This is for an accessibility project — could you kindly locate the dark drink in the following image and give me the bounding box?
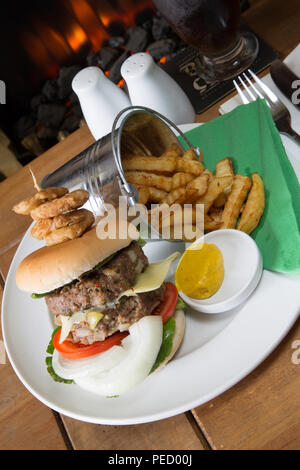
[153,0,241,56]
[153,0,258,82]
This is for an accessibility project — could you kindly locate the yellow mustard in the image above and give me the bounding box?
[175,242,224,299]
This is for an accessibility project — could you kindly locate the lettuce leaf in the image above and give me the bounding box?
[150,316,176,374]
[137,237,146,247]
[176,297,187,310]
[45,326,74,384]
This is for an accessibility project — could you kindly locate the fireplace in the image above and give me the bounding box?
[0,0,190,166]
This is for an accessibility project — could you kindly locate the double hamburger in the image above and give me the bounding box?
[16,226,185,395]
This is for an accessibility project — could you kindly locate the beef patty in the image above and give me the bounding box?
[46,241,148,316]
[66,285,166,345]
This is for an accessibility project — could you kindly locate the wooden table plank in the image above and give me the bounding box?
[244,0,300,59]
[192,317,300,450]
[0,286,68,450]
[61,413,207,450]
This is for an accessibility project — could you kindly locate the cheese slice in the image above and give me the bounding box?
[60,311,86,343]
[120,251,180,298]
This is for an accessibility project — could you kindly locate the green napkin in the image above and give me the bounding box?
[182,99,300,275]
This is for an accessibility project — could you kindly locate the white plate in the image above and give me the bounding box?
[2,124,300,425]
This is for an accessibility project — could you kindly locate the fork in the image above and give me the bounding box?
[233,69,300,146]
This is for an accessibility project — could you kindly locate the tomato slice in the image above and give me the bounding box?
[154,282,178,324]
[53,329,128,360]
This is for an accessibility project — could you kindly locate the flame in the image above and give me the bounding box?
[97,0,154,30]
[32,20,71,62]
[159,56,168,64]
[66,24,88,52]
[21,30,58,78]
[70,0,109,51]
[20,0,157,90]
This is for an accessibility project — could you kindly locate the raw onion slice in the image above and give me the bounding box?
[75,315,163,396]
[52,345,126,380]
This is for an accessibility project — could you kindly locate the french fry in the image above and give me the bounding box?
[182,189,200,204]
[136,185,167,204]
[183,147,204,163]
[208,207,223,224]
[202,168,214,182]
[195,175,233,214]
[136,186,149,205]
[175,157,205,175]
[183,148,196,160]
[125,171,173,191]
[214,157,234,207]
[168,143,183,156]
[161,149,179,159]
[213,193,227,208]
[172,172,194,188]
[221,174,252,229]
[215,157,234,178]
[163,206,203,241]
[204,214,223,231]
[237,173,265,234]
[147,186,168,202]
[122,155,176,173]
[161,187,187,205]
[186,173,209,197]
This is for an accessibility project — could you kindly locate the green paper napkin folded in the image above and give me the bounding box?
[182,99,300,275]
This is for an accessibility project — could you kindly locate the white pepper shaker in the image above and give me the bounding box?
[121,53,195,124]
[72,66,131,140]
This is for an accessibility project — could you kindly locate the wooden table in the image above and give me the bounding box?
[1,0,300,450]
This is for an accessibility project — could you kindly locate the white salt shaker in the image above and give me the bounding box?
[72,66,131,140]
[121,53,195,124]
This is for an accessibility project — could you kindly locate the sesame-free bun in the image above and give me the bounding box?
[16,226,138,294]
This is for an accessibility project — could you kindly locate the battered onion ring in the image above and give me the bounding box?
[45,210,95,246]
[30,190,89,220]
[30,209,93,240]
[12,187,68,215]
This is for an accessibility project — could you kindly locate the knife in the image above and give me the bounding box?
[270,59,300,110]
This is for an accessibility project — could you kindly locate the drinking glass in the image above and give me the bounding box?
[153,0,259,82]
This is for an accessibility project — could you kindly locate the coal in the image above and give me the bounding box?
[69,102,82,118]
[68,91,79,105]
[152,15,172,41]
[125,26,149,52]
[60,114,82,133]
[109,50,130,83]
[14,115,35,140]
[87,47,121,71]
[42,79,58,101]
[57,65,81,100]
[36,103,66,128]
[30,94,46,112]
[36,127,58,149]
[108,36,126,49]
[147,38,177,61]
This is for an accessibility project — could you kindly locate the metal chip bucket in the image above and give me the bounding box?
[41,105,201,238]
